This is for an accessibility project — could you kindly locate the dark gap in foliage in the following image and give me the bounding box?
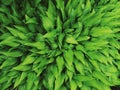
[118,49,120,54]
[111,86,120,90]
[41,0,48,8]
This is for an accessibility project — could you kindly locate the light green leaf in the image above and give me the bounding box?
[110,39,120,49]
[89,59,100,71]
[57,16,62,32]
[0,36,19,47]
[84,79,101,90]
[42,16,54,31]
[56,56,64,73]
[64,49,74,65]
[74,59,84,75]
[6,27,27,39]
[84,0,91,13]
[21,55,35,65]
[90,27,113,37]
[48,73,55,89]
[50,65,58,78]
[13,65,31,71]
[24,42,45,50]
[65,63,75,72]
[74,74,93,82]
[76,45,86,52]
[84,13,104,26]
[81,85,91,90]
[25,15,38,24]
[0,33,11,40]
[77,36,90,42]
[47,0,56,21]
[70,80,77,90]
[93,71,111,85]
[58,33,65,47]
[0,50,23,57]
[66,36,78,44]
[56,0,65,19]
[14,25,28,33]
[43,30,56,38]
[55,74,64,90]
[74,51,86,65]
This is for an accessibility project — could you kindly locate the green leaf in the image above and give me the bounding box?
[50,65,58,78]
[25,15,38,24]
[24,42,45,50]
[70,80,77,90]
[55,74,64,90]
[35,0,41,7]
[110,39,120,49]
[47,0,56,21]
[90,27,113,37]
[56,0,65,19]
[0,33,11,40]
[13,65,31,71]
[21,55,35,65]
[27,72,37,90]
[1,0,13,5]
[14,25,28,33]
[74,59,84,75]
[77,36,90,42]
[47,73,55,89]
[89,59,100,71]
[93,71,111,85]
[84,0,91,13]
[66,36,78,44]
[0,75,10,84]
[14,72,27,88]
[43,30,56,38]
[74,51,86,65]
[87,51,108,64]
[58,33,65,47]
[76,45,86,53]
[83,13,104,26]
[0,36,19,47]
[81,85,91,90]
[64,49,74,65]
[84,79,101,90]
[6,27,27,39]
[56,56,64,73]
[0,50,23,57]
[65,63,75,72]
[57,16,62,32]
[0,58,17,69]
[74,74,93,82]
[41,16,54,31]
[84,40,109,51]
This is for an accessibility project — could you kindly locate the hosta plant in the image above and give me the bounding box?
[0,0,120,90]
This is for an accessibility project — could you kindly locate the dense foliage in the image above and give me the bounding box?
[0,0,120,90]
